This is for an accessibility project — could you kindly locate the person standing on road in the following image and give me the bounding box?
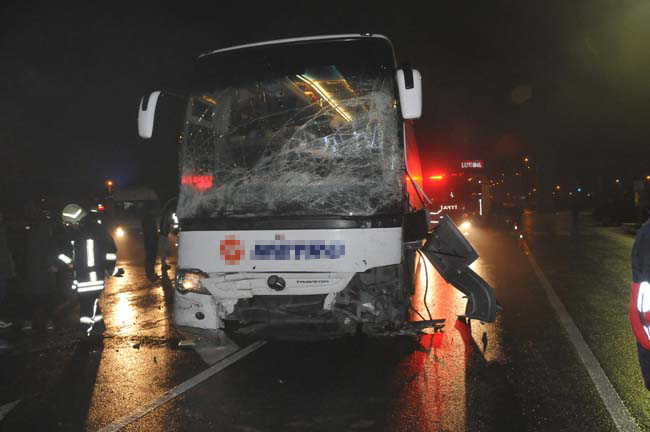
[142,207,159,282]
[58,204,119,337]
[24,201,59,333]
[630,221,650,389]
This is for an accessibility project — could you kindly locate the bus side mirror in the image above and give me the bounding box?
[396,66,422,119]
[138,91,162,139]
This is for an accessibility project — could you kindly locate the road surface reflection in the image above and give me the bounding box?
[84,257,179,429]
[392,240,504,431]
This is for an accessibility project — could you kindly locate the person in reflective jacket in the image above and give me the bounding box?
[58,204,119,337]
[630,221,650,389]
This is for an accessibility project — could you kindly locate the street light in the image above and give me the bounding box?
[524,157,529,163]
[555,185,561,190]
[106,179,114,193]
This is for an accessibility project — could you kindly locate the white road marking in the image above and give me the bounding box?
[96,340,266,432]
[0,400,20,421]
[522,241,639,432]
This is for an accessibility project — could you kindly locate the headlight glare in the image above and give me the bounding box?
[176,269,209,294]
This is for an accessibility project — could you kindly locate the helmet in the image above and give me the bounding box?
[62,203,87,225]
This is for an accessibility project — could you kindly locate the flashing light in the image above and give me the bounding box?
[577,187,582,192]
[182,174,213,191]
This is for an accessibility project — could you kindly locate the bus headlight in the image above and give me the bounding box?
[176,269,210,294]
[115,227,125,238]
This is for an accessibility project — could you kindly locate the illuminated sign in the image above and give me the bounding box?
[182,174,213,191]
[461,160,484,169]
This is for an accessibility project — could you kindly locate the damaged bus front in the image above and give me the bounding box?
[137,34,497,339]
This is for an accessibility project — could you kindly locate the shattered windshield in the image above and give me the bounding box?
[177,38,403,219]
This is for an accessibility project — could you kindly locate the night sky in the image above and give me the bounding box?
[2,0,650,206]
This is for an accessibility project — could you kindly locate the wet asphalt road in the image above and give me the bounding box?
[1,212,649,431]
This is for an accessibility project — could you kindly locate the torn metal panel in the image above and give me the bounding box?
[420,215,498,323]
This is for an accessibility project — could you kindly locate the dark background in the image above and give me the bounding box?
[2,0,649,208]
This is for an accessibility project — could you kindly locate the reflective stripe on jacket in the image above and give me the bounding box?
[630,282,650,350]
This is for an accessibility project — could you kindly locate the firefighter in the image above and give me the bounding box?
[57,204,119,337]
[630,221,650,389]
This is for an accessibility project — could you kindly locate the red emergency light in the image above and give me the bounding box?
[182,174,213,191]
